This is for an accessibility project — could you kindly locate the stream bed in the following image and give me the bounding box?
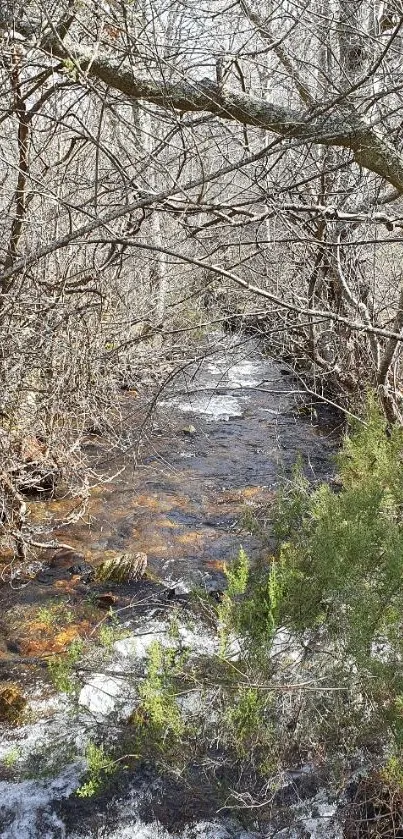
[0,339,342,839]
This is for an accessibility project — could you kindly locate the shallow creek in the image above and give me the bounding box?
[0,339,341,839]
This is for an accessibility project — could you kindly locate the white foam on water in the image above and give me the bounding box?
[71,819,260,839]
[170,394,245,420]
[113,620,217,661]
[161,343,276,420]
[113,621,169,660]
[227,360,265,389]
[77,618,219,722]
[0,693,91,764]
[0,764,82,839]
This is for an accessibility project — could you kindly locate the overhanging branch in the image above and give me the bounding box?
[16,25,403,196]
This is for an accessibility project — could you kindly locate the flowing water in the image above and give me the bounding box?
[0,339,342,839]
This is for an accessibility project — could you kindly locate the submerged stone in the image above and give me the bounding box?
[0,684,27,723]
[95,592,118,609]
[96,551,148,584]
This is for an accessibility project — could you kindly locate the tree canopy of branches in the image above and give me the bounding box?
[0,0,403,473]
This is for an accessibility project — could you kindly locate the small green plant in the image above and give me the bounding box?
[2,747,21,767]
[168,611,181,643]
[382,753,403,788]
[224,686,277,764]
[76,742,115,798]
[218,546,284,655]
[226,546,249,597]
[98,621,128,650]
[63,58,80,82]
[139,640,184,738]
[36,606,56,627]
[48,638,83,693]
[239,506,260,535]
[271,455,311,545]
[98,624,116,650]
[36,603,74,628]
[218,547,250,654]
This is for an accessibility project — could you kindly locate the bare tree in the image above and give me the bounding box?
[1,0,403,556]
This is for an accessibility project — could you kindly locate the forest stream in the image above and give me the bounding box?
[0,339,341,839]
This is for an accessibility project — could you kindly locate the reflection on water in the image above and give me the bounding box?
[33,340,337,589]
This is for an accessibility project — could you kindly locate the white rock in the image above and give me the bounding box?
[78,674,129,717]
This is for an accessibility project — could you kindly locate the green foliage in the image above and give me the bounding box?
[226,546,250,597]
[382,753,403,789]
[224,686,277,766]
[168,610,181,643]
[98,615,129,650]
[76,742,115,798]
[98,624,118,650]
[219,546,284,656]
[239,505,260,536]
[2,748,21,767]
[139,640,184,738]
[262,399,403,745]
[218,547,250,654]
[36,603,74,628]
[338,394,402,495]
[279,402,403,652]
[271,455,311,544]
[48,639,83,694]
[62,58,80,82]
[213,398,403,773]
